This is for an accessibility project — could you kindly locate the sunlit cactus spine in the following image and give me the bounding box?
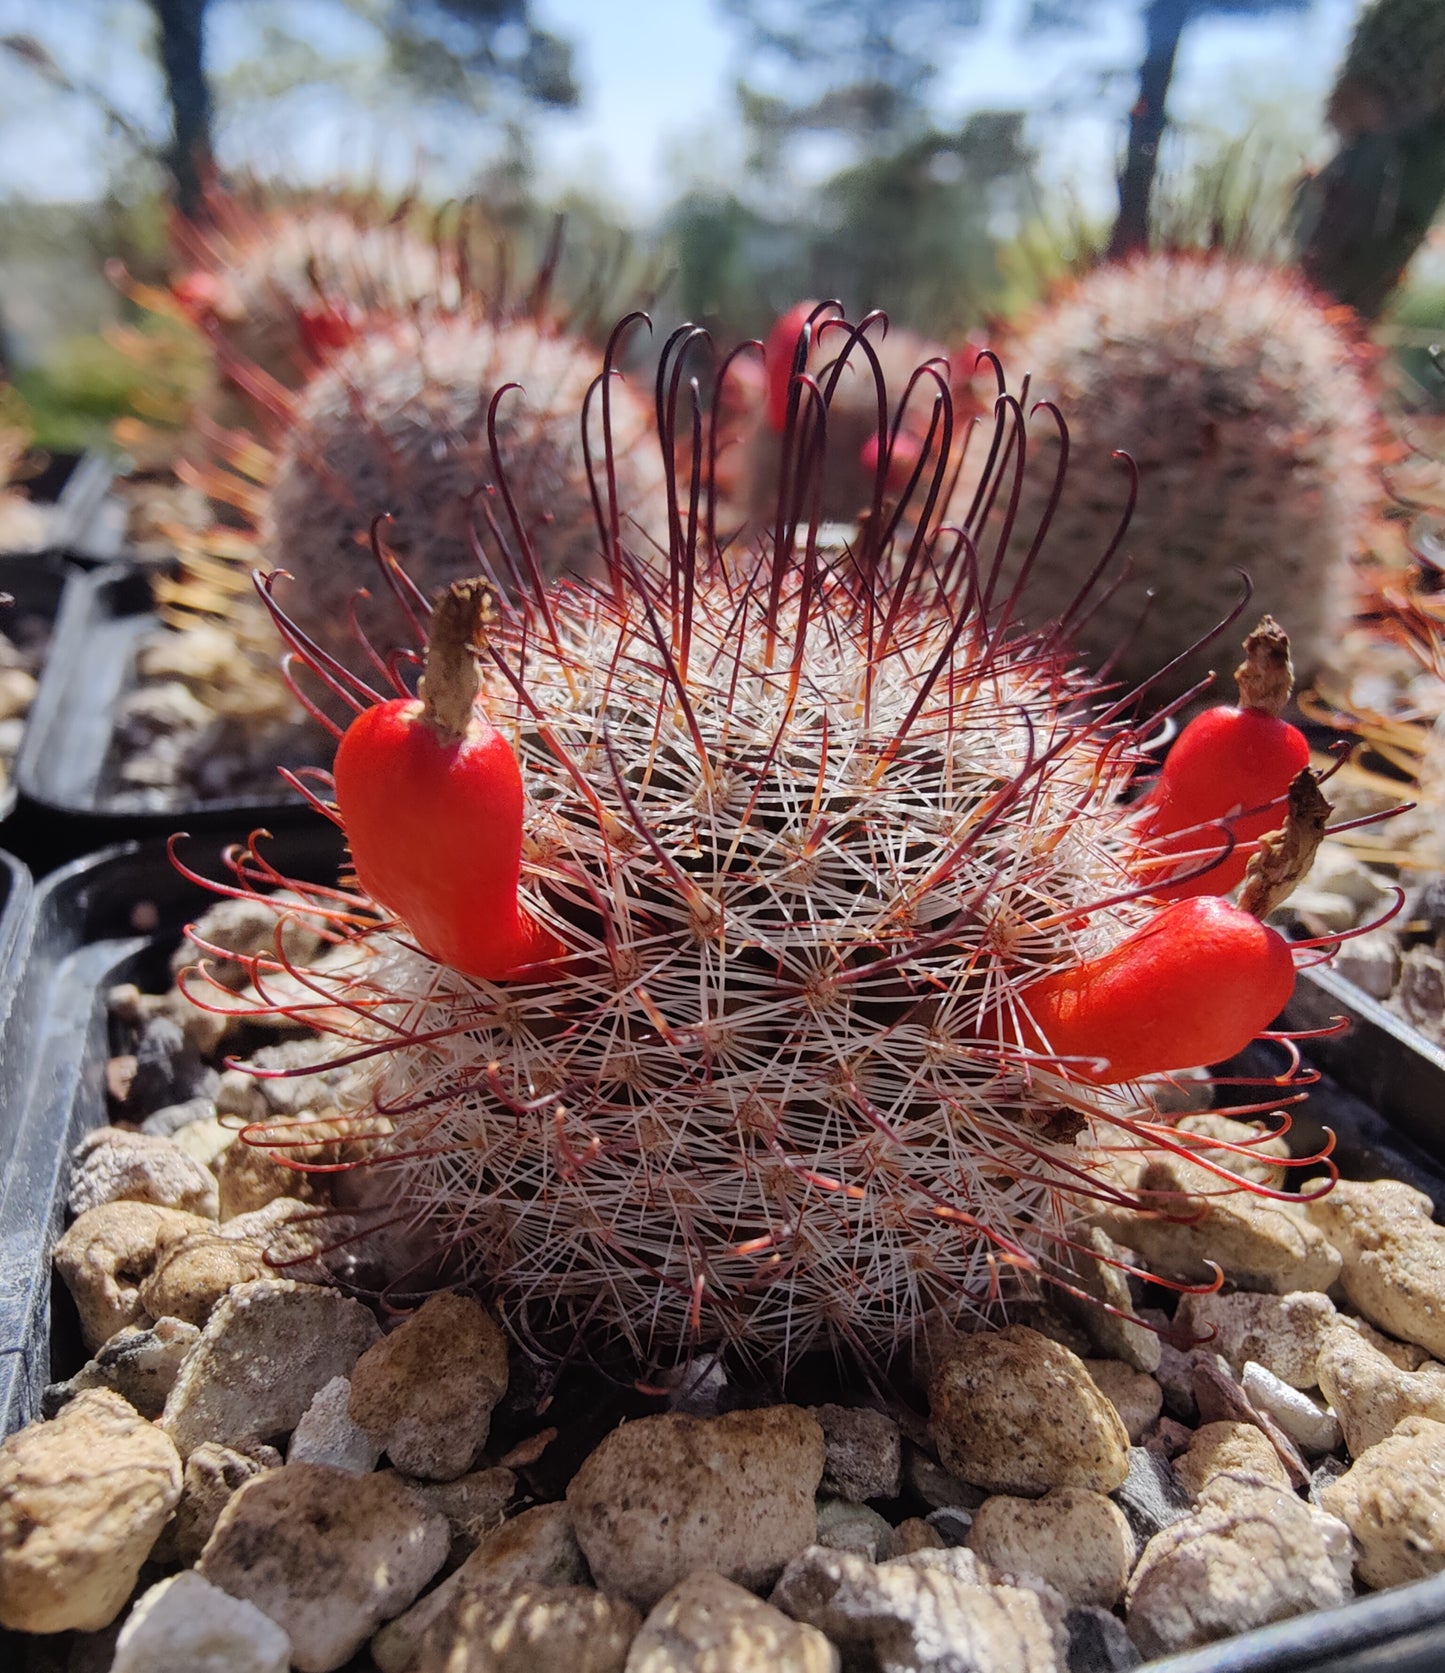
[179,314,1342,1376]
[960,250,1381,700]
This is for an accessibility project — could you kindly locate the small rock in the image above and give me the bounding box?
[1098,1156,1341,1295]
[1189,1357,1309,1488]
[162,1278,381,1457]
[772,1544,1066,1672]
[892,1517,946,1555]
[1083,1360,1162,1443]
[1308,841,1392,912]
[816,1498,896,1561]
[1056,1227,1161,1374]
[1308,1456,1350,1507]
[1241,1362,1342,1455]
[1337,1314,1432,1370]
[929,1326,1130,1495]
[53,1200,211,1350]
[42,1316,199,1419]
[1174,1290,1337,1389]
[170,1114,237,1169]
[1285,887,1358,932]
[1124,1483,1353,1658]
[372,1500,582,1673]
[1171,1420,1292,1501]
[1062,1605,1143,1672]
[1174,1114,1290,1189]
[348,1292,508,1480]
[175,892,328,991]
[1315,1321,1445,1456]
[111,1571,291,1673]
[1318,1416,1445,1589]
[141,1095,220,1138]
[410,1580,640,1673]
[214,1125,334,1220]
[137,1198,310,1325]
[68,1127,218,1219]
[394,1464,516,1552]
[1306,1179,1445,1361]
[903,1445,986,1512]
[289,1375,380,1474]
[1141,1417,1193,1460]
[567,1406,825,1608]
[811,1403,902,1501]
[127,1014,210,1112]
[966,1488,1136,1608]
[628,1572,838,1672]
[1334,931,1401,1000]
[1152,1336,1205,1423]
[1395,947,1445,1035]
[152,1441,279,1566]
[925,1506,976,1545]
[198,1462,449,1672]
[0,1389,182,1633]
[1109,1448,1190,1547]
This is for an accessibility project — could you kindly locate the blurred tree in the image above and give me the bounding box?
[1028,0,1311,258]
[148,0,212,218]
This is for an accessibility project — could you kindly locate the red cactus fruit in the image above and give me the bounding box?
[1134,616,1312,899]
[333,580,566,980]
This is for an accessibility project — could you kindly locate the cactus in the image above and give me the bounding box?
[182,316,1337,1375]
[1297,0,1445,317]
[960,250,1381,700]
[260,311,668,682]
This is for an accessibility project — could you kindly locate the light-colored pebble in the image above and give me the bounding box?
[373,1500,582,1673]
[1241,1362,1342,1455]
[929,1325,1130,1495]
[68,1127,219,1219]
[816,1498,896,1561]
[1174,1114,1290,1189]
[214,1124,334,1220]
[410,1580,641,1673]
[1057,1225,1161,1374]
[1171,1420,1292,1501]
[161,1278,381,1458]
[53,1200,211,1350]
[811,1404,902,1502]
[1098,1155,1341,1295]
[567,1406,825,1608]
[289,1375,380,1474]
[347,1292,509,1480]
[1306,1179,1445,1361]
[1083,1359,1163,1443]
[170,1114,237,1169]
[152,1441,279,1566]
[394,1464,516,1551]
[111,1571,291,1673]
[42,1316,199,1420]
[1318,1415,1445,1590]
[1334,931,1401,999]
[1315,1322,1445,1456]
[198,1462,449,1672]
[772,1545,1066,1672]
[0,1389,182,1633]
[176,892,328,991]
[137,1198,304,1325]
[966,1487,1136,1609]
[1125,1482,1354,1658]
[1174,1290,1337,1389]
[627,1572,838,1672]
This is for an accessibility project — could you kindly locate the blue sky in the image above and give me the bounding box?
[0,0,1361,221]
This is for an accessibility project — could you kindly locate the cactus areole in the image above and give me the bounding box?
[207,314,1343,1369]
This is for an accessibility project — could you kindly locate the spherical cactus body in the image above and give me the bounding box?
[964,251,1380,699]
[262,311,667,677]
[198,317,1336,1375]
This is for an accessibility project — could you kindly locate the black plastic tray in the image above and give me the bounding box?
[12,561,310,847]
[0,554,71,832]
[0,827,343,1437]
[1,848,1443,1669]
[2,450,126,567]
